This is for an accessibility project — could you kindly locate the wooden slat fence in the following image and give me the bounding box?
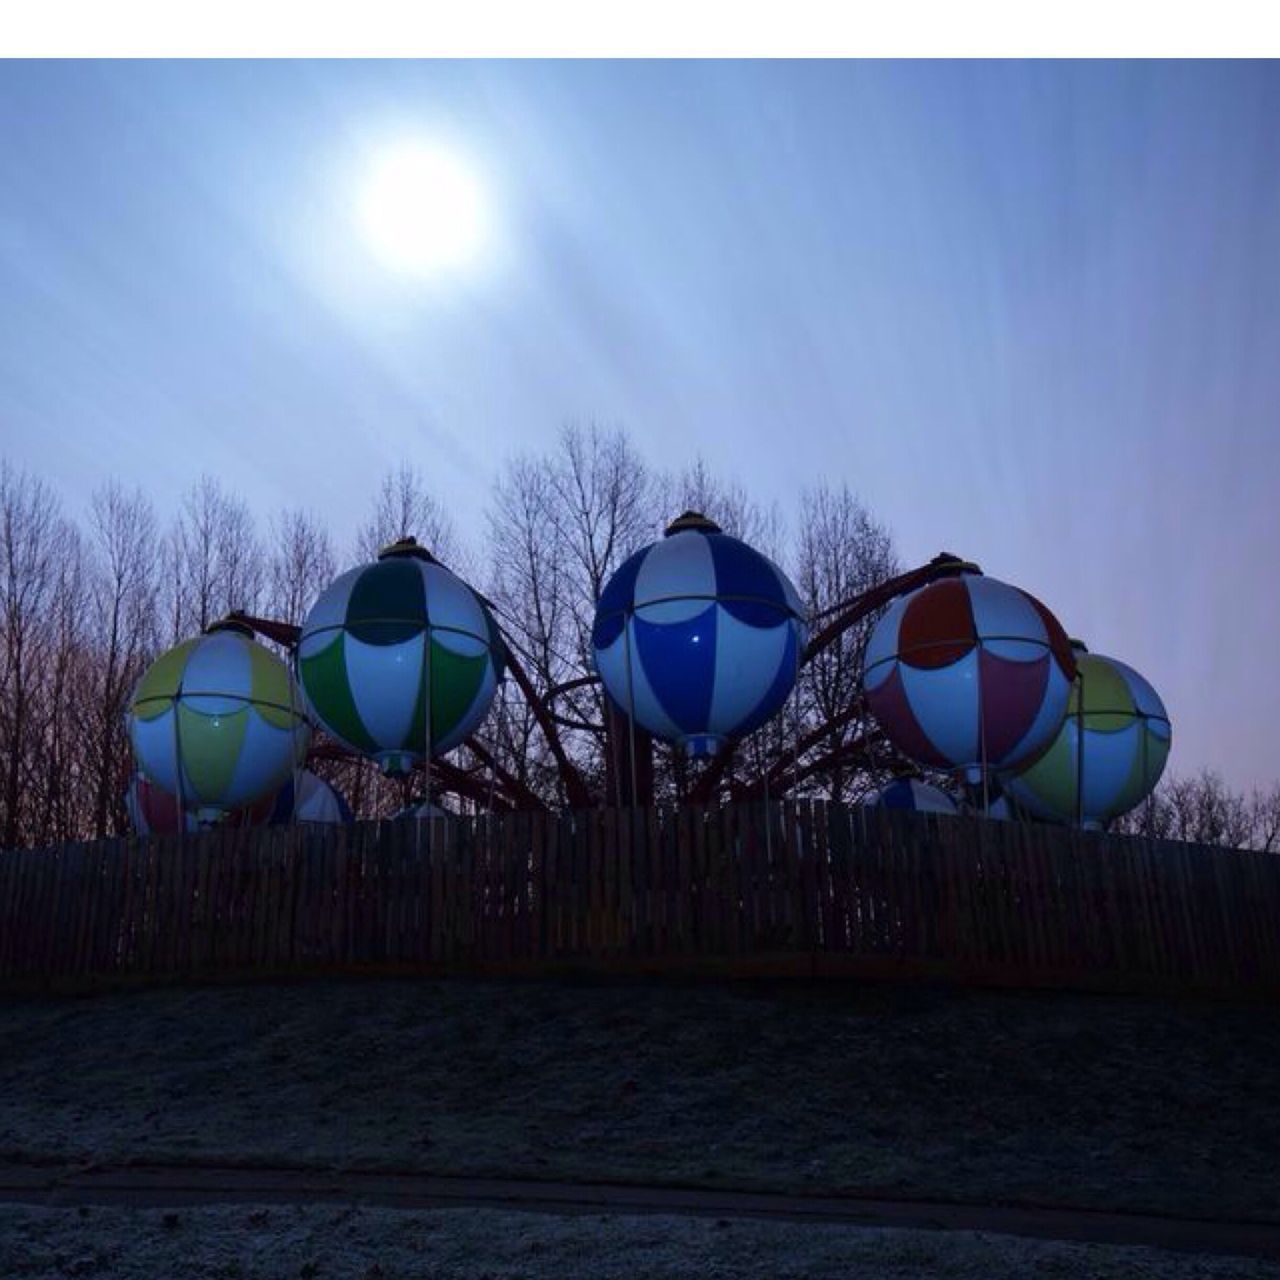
[1,803,1278,996]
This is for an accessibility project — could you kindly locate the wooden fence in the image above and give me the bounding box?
[2,803,1279,996]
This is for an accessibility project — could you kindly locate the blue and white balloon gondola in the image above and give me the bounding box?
[391,800,452,821]
[591,512,809,757]
[862,777,958,814]
[267,771,355,825]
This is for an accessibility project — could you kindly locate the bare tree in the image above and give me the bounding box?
[167,476,264,636]
[355,463,459,569]
[786,483,899,802]
[548,422,657,792]
[1250,784,1280,853]
[220,496,263,618]
[36,528,88,844]
[269,508,336,627]
[1113,789,1172,841]
[86,484,159,837]
[484,424,655,804]
[658,457,783,557]
[546,423,655,608]
[0,465,74,848]
[486,457,569,799]
[1114,769,1280,851]
[1166,771,1253,847]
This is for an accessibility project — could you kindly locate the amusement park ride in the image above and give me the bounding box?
[124,512,1172,833]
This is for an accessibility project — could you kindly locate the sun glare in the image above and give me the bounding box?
[358,143,486,276]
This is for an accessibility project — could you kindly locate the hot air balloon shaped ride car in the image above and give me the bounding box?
[591,512,808,757]
[1003,642,1171,828]
[297,538,505,775]
[124,772,280,835]
[862,568,1077,782]
[862,776,959,814]
[126,619,311,825]
[267,770,356,825]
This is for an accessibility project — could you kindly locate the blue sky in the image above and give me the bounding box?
[2,60,1278,788]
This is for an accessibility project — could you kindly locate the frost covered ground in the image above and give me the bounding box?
[4,1203,1278,1280]
[0,976,1277,1224]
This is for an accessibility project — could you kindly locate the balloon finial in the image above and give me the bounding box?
[665,511,723,537]
[929,552,982,576]
[206,612,255,638]
[377,536,438,564]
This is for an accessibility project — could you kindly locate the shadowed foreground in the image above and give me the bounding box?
[1,978,1277,1224]
[4,1203,1277,1280]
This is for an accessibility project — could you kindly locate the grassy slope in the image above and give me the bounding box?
[1,977,1277,1222]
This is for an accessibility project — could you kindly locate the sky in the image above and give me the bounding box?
[1,59,1278,789]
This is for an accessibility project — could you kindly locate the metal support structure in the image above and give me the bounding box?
[232,552,975,815]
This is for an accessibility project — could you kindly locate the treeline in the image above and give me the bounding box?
[2,425,1275,852]
[1112,769,1280,852]
[0,426,898,847]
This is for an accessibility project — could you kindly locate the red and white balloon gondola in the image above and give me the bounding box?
[861,566,1077,784]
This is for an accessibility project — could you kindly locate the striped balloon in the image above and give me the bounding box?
[126,623,310,821]
[863,571,1076,778]
[298,542,504,775]
[862,777,958,814]
[267,770,355,825]
[1003,647,1171,828]
[127,769,351,834]
[391,801,453,821]
[125,774,201,835]
[591,513,808,757]
[126,772,284,835]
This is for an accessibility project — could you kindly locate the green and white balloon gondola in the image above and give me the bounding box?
[297,538,505,774]
[125,618,312,824]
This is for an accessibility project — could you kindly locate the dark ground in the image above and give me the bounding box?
[1,976,1276,1227]
[5,1202,1278,1280]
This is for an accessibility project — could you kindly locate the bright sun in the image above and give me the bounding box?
[359,143,486,276]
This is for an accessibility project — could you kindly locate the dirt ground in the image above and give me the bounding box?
[4,1203,1278,1280]
[0,976,1277,1225]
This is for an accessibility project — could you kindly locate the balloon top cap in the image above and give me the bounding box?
[665,511,722,537]
[378,536,438,564]
[1069,637,1089,654]
[929,552,982,576]
[205,612,255,638]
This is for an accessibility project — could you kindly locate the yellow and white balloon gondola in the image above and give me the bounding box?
[125,617,311,826]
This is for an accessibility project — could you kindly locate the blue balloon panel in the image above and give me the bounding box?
[592,518,808,754]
